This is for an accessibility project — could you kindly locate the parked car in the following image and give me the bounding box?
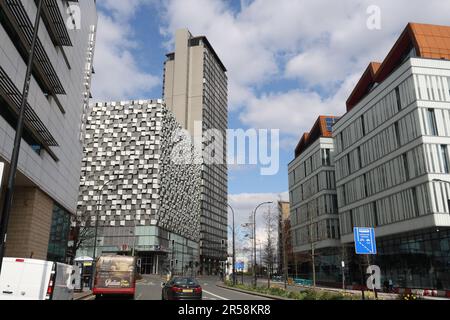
[0,258,75,300]
[93,255,137,300]
[161,277,202,300]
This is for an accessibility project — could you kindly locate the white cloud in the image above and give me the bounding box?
[228,192,288,245]
[159,0,450,148]
[91,1,160,102]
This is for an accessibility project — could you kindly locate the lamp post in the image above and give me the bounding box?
[0,0,44,275]
[130,218,137,258]
[252,202,273,287]
[228,204,236,285]
[90,179,114,289]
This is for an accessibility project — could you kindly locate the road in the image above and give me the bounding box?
[135,275,272,301]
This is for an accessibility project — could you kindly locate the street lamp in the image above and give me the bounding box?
[252,202,273,287]
[228,204,236,285]
[90,179,114,289]
[0,0,44,275]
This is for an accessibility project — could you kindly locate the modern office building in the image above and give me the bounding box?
[288,116,341,283]
[77,100,202,275]
[333,23,450,290]
[0,0,97,262]
[163,29,228,274]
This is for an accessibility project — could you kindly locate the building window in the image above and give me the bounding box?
[349,210,354,229]
[361,116,366,136]
[373,202,379,227]
[395,87,402,111]
[47,204,71,263]
[0,97,43,156]
[347,155,351,175]
[441,145,450,174]
[426,108,438,136]
[357,147,362,169]
[412,187,420,217]
[403,154,410,180]
[394,122,401,147]
[325,117,337,132]
[447,77,450,97]
[322,149,331,166]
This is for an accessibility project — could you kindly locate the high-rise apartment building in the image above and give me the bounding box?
[0,0,97,262]
[163,29,228,274]
[77,100,202,275]
[288,116,341,283]
[333,23,450,290]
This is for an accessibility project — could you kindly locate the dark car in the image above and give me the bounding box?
[161,277,202,300]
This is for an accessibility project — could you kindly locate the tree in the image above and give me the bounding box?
[263,207,277,288]
[67,209,96,264]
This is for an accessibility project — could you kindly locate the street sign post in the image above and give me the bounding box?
[354,227,377,255]
[354,227,378,299]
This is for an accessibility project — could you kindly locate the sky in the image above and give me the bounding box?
[91,0,450,247]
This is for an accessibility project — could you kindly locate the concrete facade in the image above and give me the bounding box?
[334,58,450,243]
[5,187,53,260]
[287,23,450,290]
[288,117,341,254]
[0,0,97,260]
[163,29,228,274]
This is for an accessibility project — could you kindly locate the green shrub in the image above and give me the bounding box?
[224,282,360,300]
[398,293,421,301]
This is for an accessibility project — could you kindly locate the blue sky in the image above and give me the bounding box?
[91,0,450,239]
[94,0,292,195]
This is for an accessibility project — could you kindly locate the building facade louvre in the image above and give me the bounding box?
[77,100,202,275]
[288,116,342,283]
[0,0,97,262]
[289,23,450,291]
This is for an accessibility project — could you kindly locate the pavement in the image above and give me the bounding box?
[74,289,94,300]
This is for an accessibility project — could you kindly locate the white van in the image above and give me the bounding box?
[0,258,75,300]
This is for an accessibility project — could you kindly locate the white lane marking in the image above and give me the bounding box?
[202,290,229,301]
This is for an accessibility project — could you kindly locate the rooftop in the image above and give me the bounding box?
[347,22,450,111]
[294,116,340,158]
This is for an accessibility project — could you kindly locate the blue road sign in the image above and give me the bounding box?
[236,262,244,270]
[354,227,377,255]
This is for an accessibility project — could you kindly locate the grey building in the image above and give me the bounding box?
[288,116,341,283]
[77,100,202,275]
[163,29,228,274]
[333,23,450,290]
[0,0,97,262]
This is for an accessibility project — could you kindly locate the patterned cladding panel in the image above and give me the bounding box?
[77,101,201,242]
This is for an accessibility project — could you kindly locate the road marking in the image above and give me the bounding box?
[203,290,229,300]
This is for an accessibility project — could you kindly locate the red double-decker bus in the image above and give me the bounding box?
[93,255,137,300]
